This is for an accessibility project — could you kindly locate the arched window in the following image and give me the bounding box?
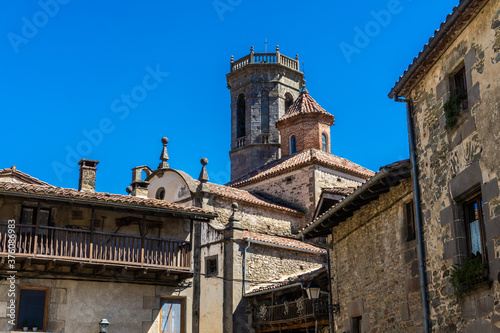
[322,133,328,152]
[156,187,165,200]
[285,93,294,112]
[290,135,296,154]
[237,94,246,138]
[261,91,269,134]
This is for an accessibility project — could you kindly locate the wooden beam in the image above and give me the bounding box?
[22,258,32,270]
[0,256,5,264]
[118,267,128,276]
[156,269,171,279]
[71,262,85,273]
[134,268,148,278]
[93,265,106,275]
[45,260,56,271]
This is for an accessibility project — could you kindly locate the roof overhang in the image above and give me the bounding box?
[301,160,411,238]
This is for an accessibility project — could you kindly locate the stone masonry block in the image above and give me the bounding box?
[50,288,67,304]
[144,296,160,310]
[483,178,499,202]
[436,78,449,101]
[405,277,420,293]
[346,299,363,317]
[440,205,454,226]
[450,161,482,200]
[0,301,6,317]
[468,82,481,106]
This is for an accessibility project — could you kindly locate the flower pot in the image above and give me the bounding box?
[23,327,28,332]
[33,328,38,332]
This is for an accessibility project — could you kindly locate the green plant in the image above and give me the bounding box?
[32,322,39,327]
[21,320,29,327]
[450,257,488,299]
[443,90,467,129]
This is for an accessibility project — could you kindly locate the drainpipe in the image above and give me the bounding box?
[326,249,335,333]
[395,96,430,333]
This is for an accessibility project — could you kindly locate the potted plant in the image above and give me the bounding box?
[21,320,29,332]
[32,322,39,332]
[450,257,488,299]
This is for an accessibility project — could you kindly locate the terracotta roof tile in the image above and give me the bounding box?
[243,230,326,254]
[0,167,53,186]
[227,149,374,187]
[246,266,327,295]
[321,187,356,196]
[276,87,334,125]
[209,183,303,216]
[0,182,215,216]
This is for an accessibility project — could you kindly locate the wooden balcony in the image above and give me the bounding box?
[254,298,329,331]
[0,223,191,274]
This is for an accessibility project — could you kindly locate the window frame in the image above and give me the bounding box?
[15,286,49,332]
[21,206,51,226]
[205,255,218,277]
[159,297,186,333]
[321,133,328,152]
[352,316,363,333]
[463,193,486,262]
[404,200,416,242]
[236,93,246,139]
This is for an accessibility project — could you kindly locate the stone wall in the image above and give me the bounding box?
[245,243,325,291]
[0,277,191,333]
[212,197,304,236]
[406,1,500,330]
[330,179,423,332]
[314,165,366,203]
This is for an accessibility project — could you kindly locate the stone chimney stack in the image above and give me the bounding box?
[130,166,151,198]
[78,159,99,192]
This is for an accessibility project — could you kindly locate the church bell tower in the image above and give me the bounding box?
[226,45,304,181]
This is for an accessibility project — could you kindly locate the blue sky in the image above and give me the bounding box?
[0,0,456,194]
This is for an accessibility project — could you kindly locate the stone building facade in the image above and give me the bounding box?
[302,160,424,332]
[388,0,500,331]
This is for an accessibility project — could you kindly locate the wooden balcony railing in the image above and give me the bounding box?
[0,223,191,270]
[255,298,329,325]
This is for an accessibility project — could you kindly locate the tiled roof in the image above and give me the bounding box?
[389,0,486,98]
[228,149,374,187]
[209,183,303,216]
[301,159,411,237]
[246,266,327,295]
[276,87,334,125]
[243,230,326,254]
[321,187,356,196]
[0,167,52,186]
[0,182,216,216]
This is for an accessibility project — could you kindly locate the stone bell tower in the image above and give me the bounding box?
[226,45,304,181]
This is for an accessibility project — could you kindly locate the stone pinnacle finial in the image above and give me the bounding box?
[302,85,309,94]
[231,55,234,62]
[158,137,169,169]
[276,45,279,52]
[250,45,254,53]
[198,158,209,183]
[230,202,239,221]
[295,54,299,60]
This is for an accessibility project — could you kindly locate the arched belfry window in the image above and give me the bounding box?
[285,93,293,112]
[322,133,328,152]
[290,135,296,154]
[236,94,246,138]
[261,91,269,134]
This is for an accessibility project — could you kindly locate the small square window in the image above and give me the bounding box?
[206,256,218,277]
[16,287,49,331]
[464,194,486,261]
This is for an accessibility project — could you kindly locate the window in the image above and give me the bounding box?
[16,287,49,331]
[236,94,246,139]
[321,133,328,152]
[285,92,293,112]
[21,206,50,226]
[160,297,185,333]
[352,316,363,333]
[206,255,218,276]
[290,136,296,154]
[261,91,269,134]
[464,194,486,261]
[405,201,416,242]
[156,187,166,200]
[454,67,467,98]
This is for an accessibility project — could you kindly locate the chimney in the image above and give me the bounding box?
[78,159,99,192]
[130,166,150,198]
